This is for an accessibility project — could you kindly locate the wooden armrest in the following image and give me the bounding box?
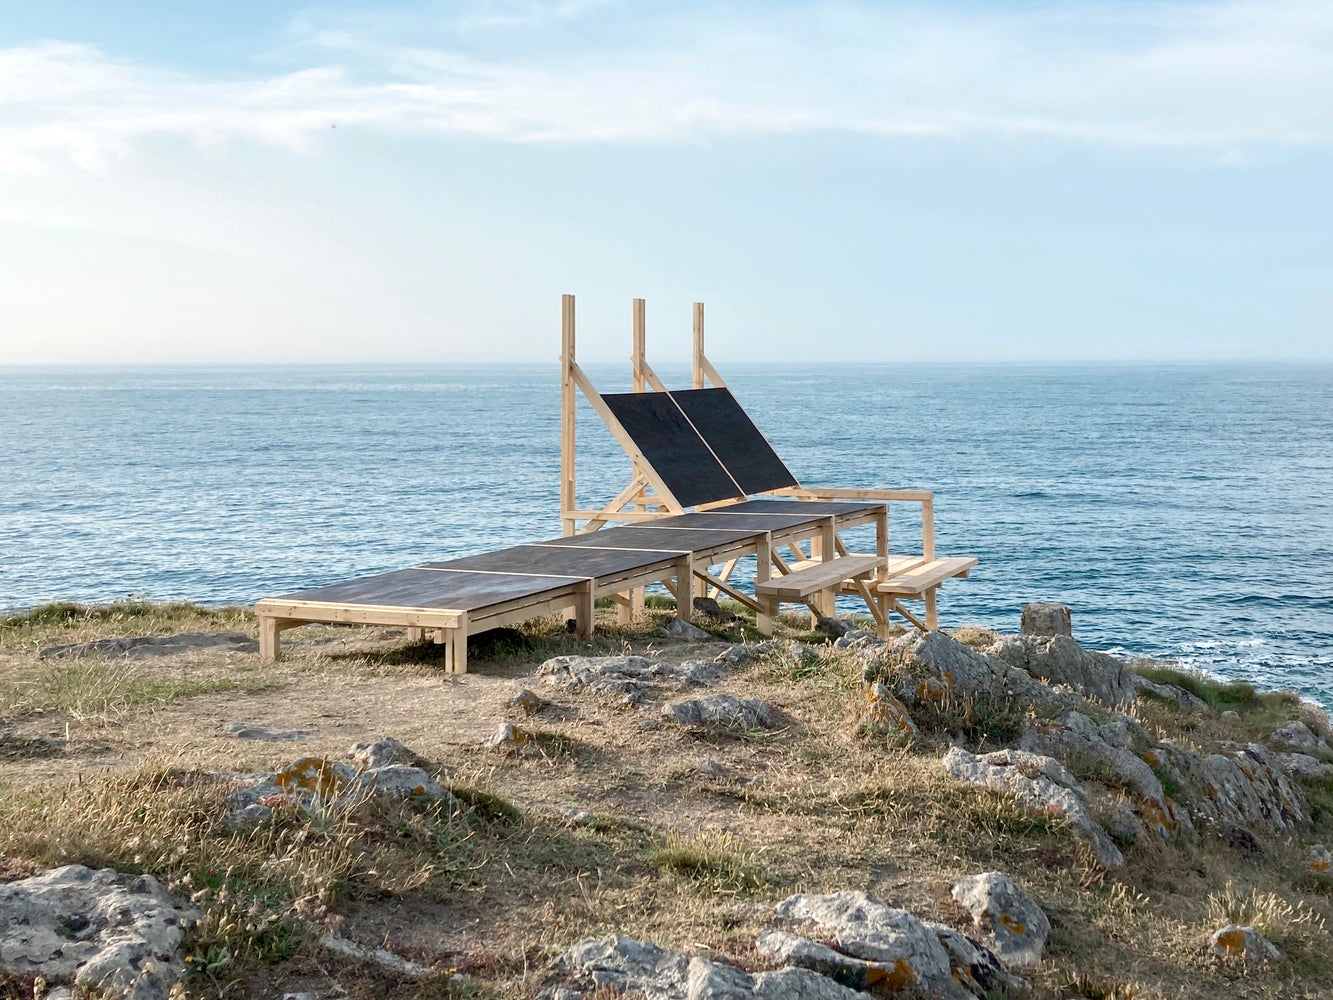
[770,486,935,503]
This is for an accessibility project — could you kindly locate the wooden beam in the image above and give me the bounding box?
[561,294,577,535]
[692,301,705,388]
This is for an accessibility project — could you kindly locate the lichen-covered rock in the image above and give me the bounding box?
[1143,742,1304,835]
[757,929,905,992]
[1021,712,1192,838]
[714,645,752,667]
[225,744,450,826]
[349,736,425,769]
[1020,603,1071,637]
[662,694,774,730]
[1269,720,1327,752]
[773,891,974,999]
[749,965,868,998]
[1306,844,1332,873]
[862,682,918,735]
[987,634,1136,707]
[941,747,1125,867]
[887,631,1058,710]
[484,721,533,750]
[1132,674,1213,714]
[556,934,689,998]
[950,872,1050,967]
[926,923,1020,997]
[1210,925,1282,962]
[511,686,549,714]
[1277,752,1333,780]
[0,865,197,1000]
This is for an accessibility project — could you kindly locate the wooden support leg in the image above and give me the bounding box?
[631,586,645,619]
[444,613,469,674]
[676,557,694,622]
[575,580,595,638]
[406,627,426,643]
[754,535,773,635]
[615,592,633,625]
[925,588,938,631]
[875,509,889,582]
[259,617,281,660]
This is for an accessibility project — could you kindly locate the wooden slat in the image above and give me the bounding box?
[876,556,978,596]
[756,554,886,598]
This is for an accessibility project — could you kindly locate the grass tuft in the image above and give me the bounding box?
[647,829,766,897]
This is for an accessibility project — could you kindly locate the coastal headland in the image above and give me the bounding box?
[0,599,1330,999]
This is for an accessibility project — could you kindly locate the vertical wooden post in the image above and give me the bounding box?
[561,294,576,536]
[445,615,468,673]
[259,617,280,660]
[922,498,936,561]
[692,302,705,389]
[754,535,773,635]
[925,589,938,631]
[632,298,646,393]
[575,580,595,638]
[675,556,694,622]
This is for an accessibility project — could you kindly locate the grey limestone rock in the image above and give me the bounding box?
[950,872,1050,967]
[815,617,858,638]
[888,631,1060,711]
[349,735,428,769]
[1020,602,1071,637]
[1269,720,1327,753]
[1132,674,1213,714]
[662,694,775,730]
[987,633,1136,707]
[658,619,714,642]
[511,686,550,714]
[941,746,1125,867]
[772,891,968,998]
[0,865,197,1000]
[556,934,690,999]
[714,644,752,667]
[39,632,258,659]
[1278,752,1333,780]
[1210,925,1282,962]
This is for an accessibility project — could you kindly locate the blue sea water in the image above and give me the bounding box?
[2,363,1330,708]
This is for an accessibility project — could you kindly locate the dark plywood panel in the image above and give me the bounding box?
[423,545,684,578]
[601,391,742,508]
[719,498,886,518]
[534,525,763,552]
[669,388,798,495]
[277,568,579,611]
[645,511,829,532]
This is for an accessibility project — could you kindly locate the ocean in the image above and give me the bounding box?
[2,363,1330,708]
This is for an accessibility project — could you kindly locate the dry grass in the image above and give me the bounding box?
[0,605,1330,999]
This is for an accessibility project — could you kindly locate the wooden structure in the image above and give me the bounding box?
[559,294,976,633]
[254,294,976,673]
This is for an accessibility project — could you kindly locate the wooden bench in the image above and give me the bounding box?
[755,553,886,624]
[874,556,978,631]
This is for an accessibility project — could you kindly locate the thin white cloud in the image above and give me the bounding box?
[3,0,1333,173]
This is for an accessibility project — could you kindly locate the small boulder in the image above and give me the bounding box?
[1269,721,1326,753]
[1306,844,1332,873]
[941,746,1125,867]
[715,644,753,667]
[692,597,736,623]
[1131,674,1213,714]
[349,736,426,769]
[1019,603,1071,637]
[1210,925,1282,962]
[987,633,1136,707]
[862,682,918,735]
[339,765,451,805]
[483,722,532,750]
[0,865,198,1000]
[950,872,1050,967]
[662,694,775,730]
[815,617,858,638]
[223,723,311,742]
[511,686,549,714]
[657,619,713,642]
[1277,752,1333,780]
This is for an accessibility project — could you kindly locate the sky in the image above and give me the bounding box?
[1,0,1331,365]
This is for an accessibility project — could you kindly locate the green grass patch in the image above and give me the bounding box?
[1,599,252,641]
[647,829,765,897]
[0,660,276,719]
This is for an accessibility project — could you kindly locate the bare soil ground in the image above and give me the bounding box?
[1,604,1331,1000]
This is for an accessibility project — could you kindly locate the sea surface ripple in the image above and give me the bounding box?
[2,362,1330,708]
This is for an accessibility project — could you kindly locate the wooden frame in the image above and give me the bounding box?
[558,294,976,634]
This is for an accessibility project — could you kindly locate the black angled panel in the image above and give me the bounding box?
[600,392,743,507]
[669,388,799,495]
